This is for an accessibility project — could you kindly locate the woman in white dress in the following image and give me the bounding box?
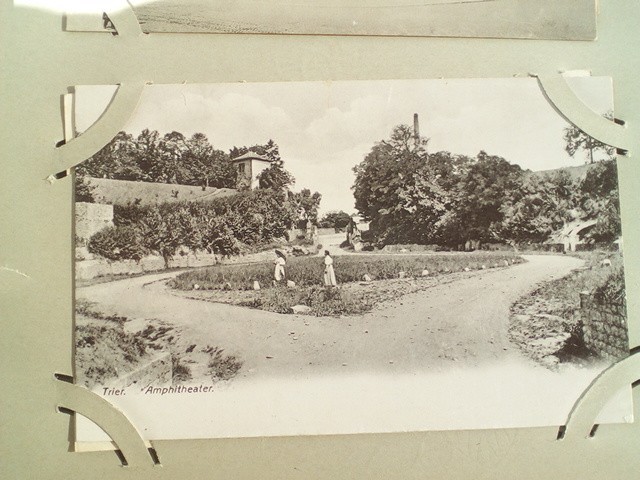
[274,250,286,284]
[323,250,337,287]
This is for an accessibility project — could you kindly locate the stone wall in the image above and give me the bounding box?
[75,252,220,280]
[75,249,279,281]
[75,202,113,244]
[580,292,628,360]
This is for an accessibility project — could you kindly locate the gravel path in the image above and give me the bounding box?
[76,254,584,382]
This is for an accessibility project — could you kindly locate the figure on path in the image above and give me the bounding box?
[323,250,337,287]
[274,249,286,284]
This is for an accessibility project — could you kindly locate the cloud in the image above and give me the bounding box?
[128,88,294,150]
[301,95,394,156]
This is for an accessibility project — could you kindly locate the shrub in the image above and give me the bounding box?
[592,264,626,307]
[171,355,192,384]
[113,203,150,227]
[94,189,296,264]
[205,346,243,381]
[87,225,147,262]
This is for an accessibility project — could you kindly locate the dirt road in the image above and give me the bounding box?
[76,254,584,382]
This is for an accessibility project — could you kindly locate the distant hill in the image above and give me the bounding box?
[84,177,237,206]
[528,163,595,181]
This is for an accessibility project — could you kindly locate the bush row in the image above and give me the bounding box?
[87,189,295,266]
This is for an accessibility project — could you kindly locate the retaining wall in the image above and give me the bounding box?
[580,292,628,360]
[75,252,219,280]
[75,249,281,280]
[75,202,113,243]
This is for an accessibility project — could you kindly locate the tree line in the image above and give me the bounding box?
[78,130,325,263]
[75,130,319,218]
[76,130,299,194]
[352,124,620,249]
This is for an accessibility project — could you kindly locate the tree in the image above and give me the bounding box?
[182,133,236,188]
[353,125,475,245]
[450,151,523,246]
[257,162,295,191]
[133,129,162,181]
[563,114,615,164]
[353,124,431,222]
[319,211,352,231]
[578,159,621,242]
[138,206,182,268]
[288,189,322,226]
[498,170,579,245]
[74,170,96,202]
[77,131,139,180]
[151,131,194,184]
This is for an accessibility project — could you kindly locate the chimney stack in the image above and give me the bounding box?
[413,113,420,147]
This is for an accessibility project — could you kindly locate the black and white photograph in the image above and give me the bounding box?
[53,0,597,40]
[72,77,631,442]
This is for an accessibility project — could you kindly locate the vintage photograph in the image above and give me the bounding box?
[119,0,597,40]
[73,78,630,441]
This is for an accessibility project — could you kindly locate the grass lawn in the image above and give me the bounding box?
[171,251,524,316]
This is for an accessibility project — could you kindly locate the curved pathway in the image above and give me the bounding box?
[77,254,584,381]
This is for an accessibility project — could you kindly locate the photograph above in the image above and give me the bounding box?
[72,77,631,442]
[121,0,597,39]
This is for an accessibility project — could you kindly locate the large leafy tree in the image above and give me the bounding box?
[352,124,430,221]
[353,124,474,245]
[257,162,295,191]
[182,133,235,188]
[498,170,579,244]
[451,151,524,245]
[149,131,190,184]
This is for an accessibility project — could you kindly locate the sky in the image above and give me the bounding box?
[75,77,613,215]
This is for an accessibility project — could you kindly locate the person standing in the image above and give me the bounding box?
[274,249,286,284]
[323,250,337,287]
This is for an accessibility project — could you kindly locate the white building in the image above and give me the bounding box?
[230,152,272,189]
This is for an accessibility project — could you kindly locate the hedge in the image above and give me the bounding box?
[88,189,296,266]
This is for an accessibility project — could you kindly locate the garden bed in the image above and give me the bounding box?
[170,252,524,316]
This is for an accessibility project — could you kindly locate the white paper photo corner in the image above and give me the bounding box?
[536,73,630,156]
[71,86,119,136]
[13,0,141,35]
[57,83,145,173]
[562,352,640,440]
[55,377,159,468]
